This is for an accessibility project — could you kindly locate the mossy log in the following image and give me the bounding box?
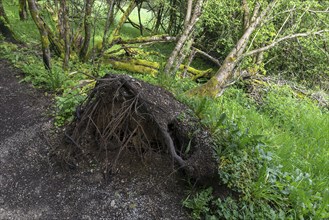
[63,74,218,182]
[103,57,213,80]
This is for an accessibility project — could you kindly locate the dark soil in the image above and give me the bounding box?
[0,59,189,219]
[63,74,217,184]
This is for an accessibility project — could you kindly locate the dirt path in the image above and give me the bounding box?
[0,59,189,219]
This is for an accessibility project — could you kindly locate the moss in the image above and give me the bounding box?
[130,59,160,69]
[107,59,158,76]
[41,35,50,48]
[188,77,220,97]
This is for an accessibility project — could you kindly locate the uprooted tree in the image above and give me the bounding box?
[62,74,218,182]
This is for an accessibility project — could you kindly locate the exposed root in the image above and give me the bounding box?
[61,74,218,181]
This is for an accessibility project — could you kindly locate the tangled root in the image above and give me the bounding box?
[63,74,217,181]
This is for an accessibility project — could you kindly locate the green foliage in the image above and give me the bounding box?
[54,86,87,126]
[183,84,329,219]
[183,188,213,219]
[199,0,243,60]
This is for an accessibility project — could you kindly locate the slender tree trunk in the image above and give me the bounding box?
[19,0,28,20]
[172,37,194,76]
[153,3,164,33]
[60,0,70,70]
[137,1,143,35]
[108,0,136,46]
[183,47,196,77]
[80,0,94,61]
[100,0,115,54]
[184,0,193,29]
[167,0,177,35]
[164,0,203,75]
[27,0,52,70]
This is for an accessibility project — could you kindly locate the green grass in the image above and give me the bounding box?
[183,84,329,219]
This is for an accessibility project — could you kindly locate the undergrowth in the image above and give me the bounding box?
[182,85,329,219]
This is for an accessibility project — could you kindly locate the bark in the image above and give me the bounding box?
[171,37,194,76]
[164,0,204,75]
[26,0,63,56]
[19,0,28,20]
[60,0,70,70]
[80,0,94,61]
[184,0,193,29]
[27,0,52,70]
[183,47,196,77]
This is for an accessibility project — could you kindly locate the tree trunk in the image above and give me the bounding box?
[137,1,143,35]
[19,0,28,20]
[164,0,204,75]
[27,0,52,70]
[167,0,177,35]
[79,0,94,61]
[171,37,194,76]
[60,0,70,70]
[184,0,193,29]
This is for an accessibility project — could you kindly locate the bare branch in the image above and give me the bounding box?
[308,8,329,13]
[273,5,295,41]
[243,30,329,58]
[192,47,221,66]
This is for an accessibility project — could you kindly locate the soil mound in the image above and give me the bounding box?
[62,74,218,183]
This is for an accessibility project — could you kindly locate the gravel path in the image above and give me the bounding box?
[0,59,189,219]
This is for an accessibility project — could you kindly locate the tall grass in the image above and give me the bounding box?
[185,84,329,218]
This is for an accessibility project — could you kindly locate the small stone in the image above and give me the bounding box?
[110,200,116,207]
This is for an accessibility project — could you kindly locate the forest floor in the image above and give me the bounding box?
[0,59,189,220]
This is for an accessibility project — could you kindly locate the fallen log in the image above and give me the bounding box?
[103,57,213,79]
[63,74,218,182]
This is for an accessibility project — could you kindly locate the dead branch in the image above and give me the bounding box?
[243,30,329,58]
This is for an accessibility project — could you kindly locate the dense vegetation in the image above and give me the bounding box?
[1,0,328,219]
